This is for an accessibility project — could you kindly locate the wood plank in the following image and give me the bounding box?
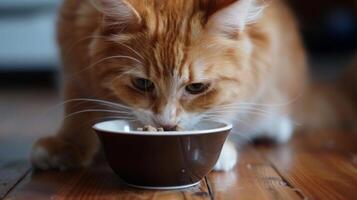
[4,163,211,200]
[207,145,303,200]
[292,131,357,152]
[0,161,30,199]
[259,131,357,200]
[1,89,211,200]
[0,88,60,199]
[2,88,357,199]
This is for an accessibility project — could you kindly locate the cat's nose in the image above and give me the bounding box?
[161,124,177,131]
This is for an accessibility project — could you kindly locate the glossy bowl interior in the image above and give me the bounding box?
[93,120,232,189]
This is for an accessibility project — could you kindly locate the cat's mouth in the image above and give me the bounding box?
[136,125,184,132]
[155,124,184,131]
[162,125,184,131]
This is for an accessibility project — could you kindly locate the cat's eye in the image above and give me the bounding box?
[132,78,154,92]
[185,83,210,95]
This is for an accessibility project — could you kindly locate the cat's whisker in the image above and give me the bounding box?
[207,105,303,126]
[210,105,278,116]
[200,115,262,144]
[216,103,283,108]
[89,116,138,124]
[64,109,134,119]
[110,66,144,83]
[54,98,132,111]
[93,54,142,66]
[206,106,273,116]
[42,99,132,119]
[63,35,108,58]
[215,93,304,108]
[210,111,273,119]
[200,116,255,141]
[214,107,276,115]
[110,39,145,59]
[203,108,301,127]
[211,105,272,112]
[203,109,274,120]
[99,116,138,120]
[65,55,143,81]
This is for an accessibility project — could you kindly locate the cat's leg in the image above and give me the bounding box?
[213,141,238,171]
[249,114,294,143]
[261,116,294,143]
[270,116,294,143]
[212,116,293,172]
[31,85,100,170]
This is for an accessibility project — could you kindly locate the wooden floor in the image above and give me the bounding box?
[1,88,356,200]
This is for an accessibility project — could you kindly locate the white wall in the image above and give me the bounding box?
[0,0,62,70]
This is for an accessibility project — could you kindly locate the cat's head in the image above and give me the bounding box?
[89,0,265,129]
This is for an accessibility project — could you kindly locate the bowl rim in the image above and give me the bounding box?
[92,120,233,136]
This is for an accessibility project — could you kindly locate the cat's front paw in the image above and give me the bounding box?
[270,117,294,143]
[213,141,238,171]
[31,136,92,171]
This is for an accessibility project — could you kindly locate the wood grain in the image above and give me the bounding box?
[207,146,303,200]
[1,88,211,200]
[0,89,60,199]
[4,164,211,200]
[0,161,30,199]
[258,131,357,200]
[1,88,357,199]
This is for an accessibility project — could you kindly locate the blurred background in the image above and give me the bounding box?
[288,0,357,80]
[0,0,61,87]
[0,0,356,160]
[0,0,356,85]
[0,0,356,86]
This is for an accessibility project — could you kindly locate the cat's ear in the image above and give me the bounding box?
[205,0,264,36]
[90,0,142,32]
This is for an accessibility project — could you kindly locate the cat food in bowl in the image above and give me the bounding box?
[136,125,184,132]
[93,120,232,189]
[137,125,164,132]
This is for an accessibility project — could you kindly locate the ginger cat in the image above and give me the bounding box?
[31,0,307,171]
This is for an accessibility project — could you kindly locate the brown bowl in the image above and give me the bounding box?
[93,120,232,189]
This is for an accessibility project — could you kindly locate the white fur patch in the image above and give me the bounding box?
[252,116,294,143]
[214,141,238,171]
[31,145,72,171]
[273,117,293,143]
[156,102,178,126]
[31,146,51,170]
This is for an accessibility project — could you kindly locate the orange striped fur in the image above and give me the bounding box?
[31,0,308,170]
